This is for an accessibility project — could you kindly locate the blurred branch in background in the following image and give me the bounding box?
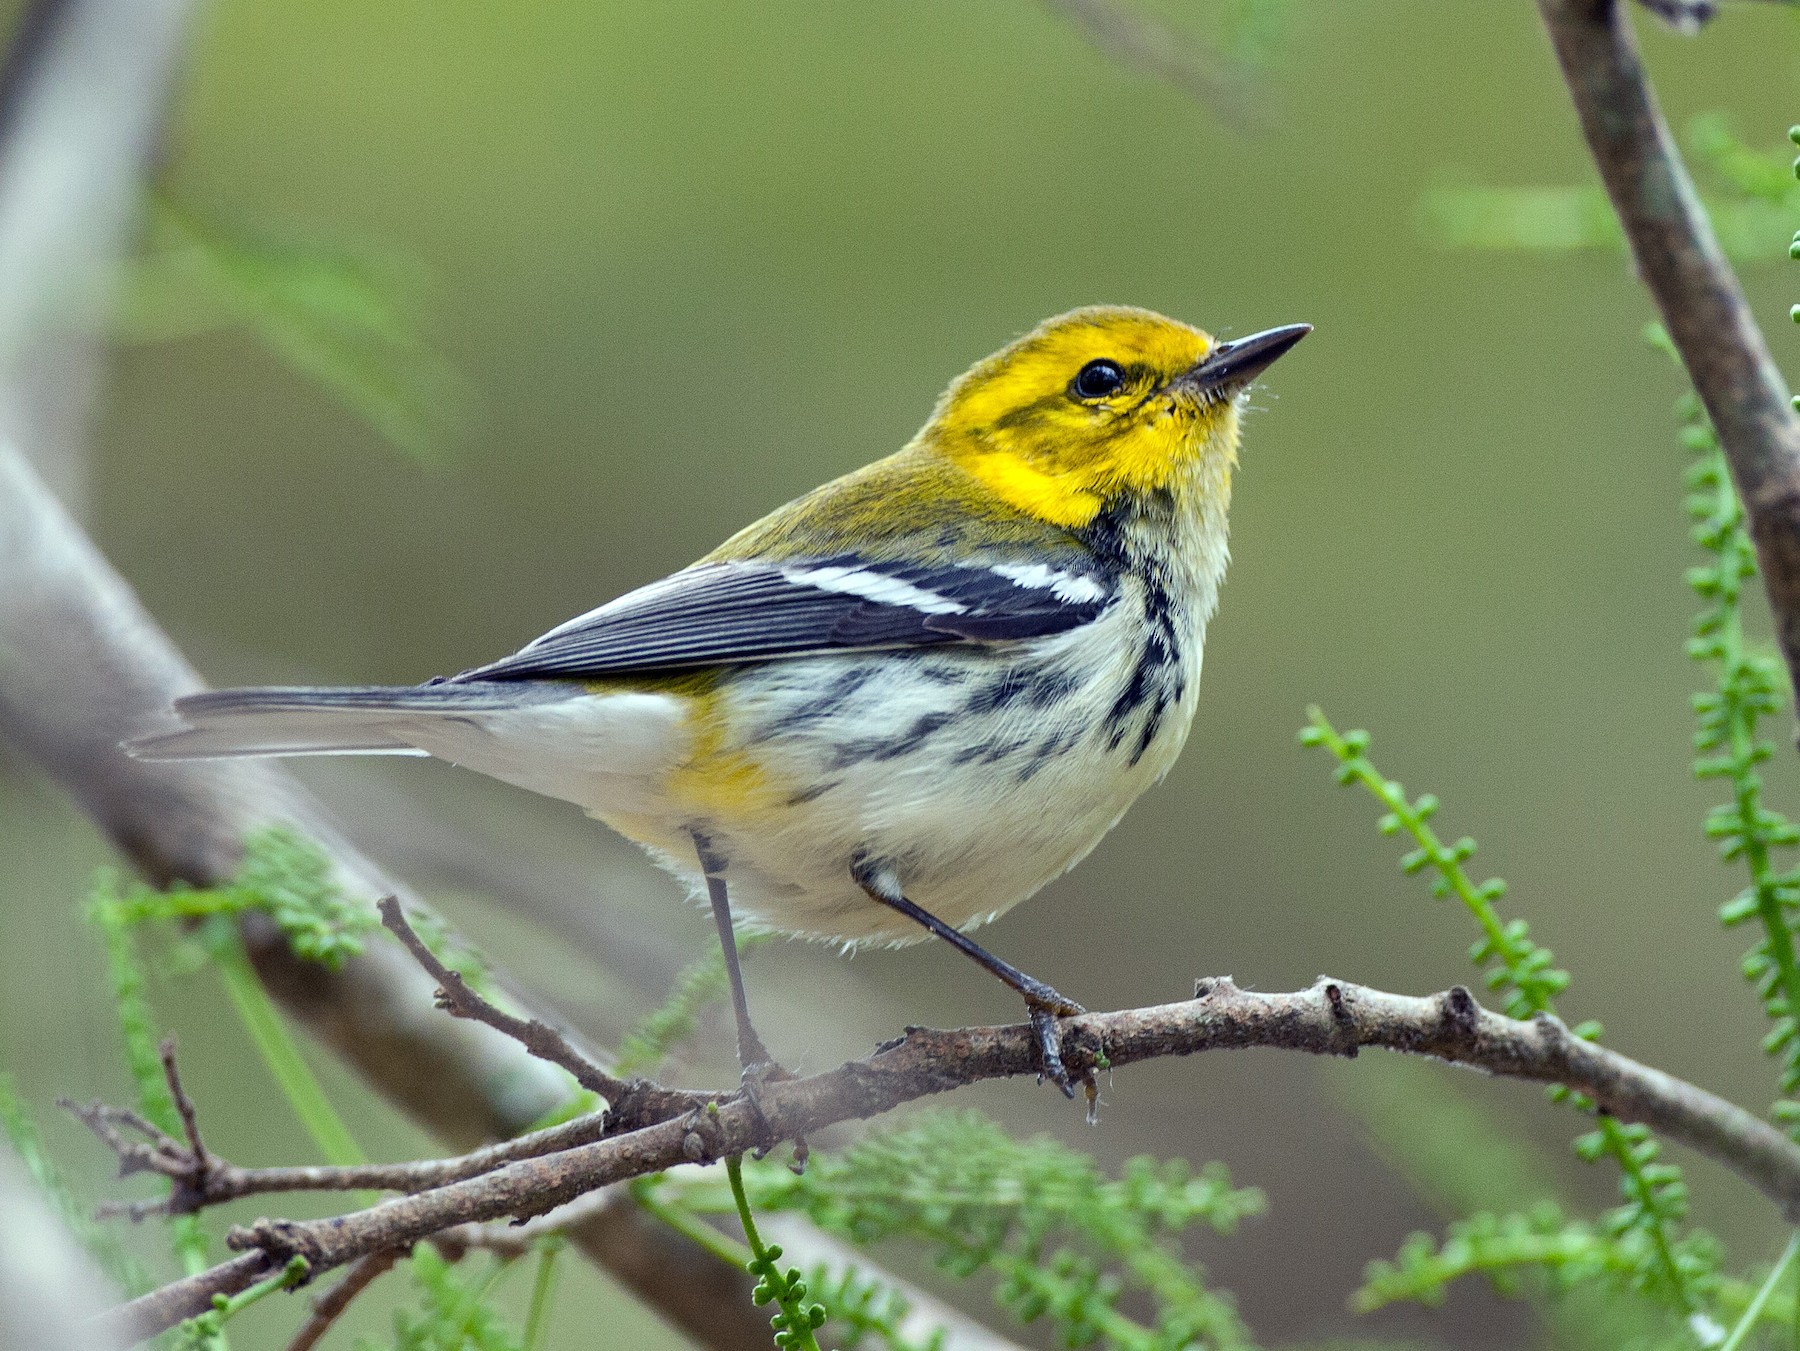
[0,1144,116,1351]
[0,0,191,510]
[1534,0,1800,714]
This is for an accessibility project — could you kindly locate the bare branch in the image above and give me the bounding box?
[429,1191,614,1261]
[68,1098,617,1216]
[94,1253,271,1349]
[282,1249,403,1351]
[376,896,632,1104]
[157,1037,210,1184]
[98,976,1800,1343]
[1534,0,1800,708]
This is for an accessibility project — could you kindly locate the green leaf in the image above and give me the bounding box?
[118,198,467,464]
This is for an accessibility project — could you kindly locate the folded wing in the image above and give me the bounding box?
[456,554,1117,681]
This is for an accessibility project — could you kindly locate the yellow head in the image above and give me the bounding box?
[924,306,1308,528]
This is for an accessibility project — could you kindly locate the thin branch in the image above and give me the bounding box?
[96,1252,273,1349]
[68,1096,623,1215]
[282,1249,403,1351]
[61,1099,185,1198]
[98,976,1800,1343]
[376,896,631,1104]
[429,1192,616,1262]
[377,897,727,1134]
[1534,0,1800,708]
[157,1036,209,1183]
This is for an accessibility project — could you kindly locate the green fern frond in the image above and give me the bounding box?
[118,198,466,464]
[381,1248,524,1351]
[722,1109,1262,1351]
[1299,715,1709,1315]
[99,827,377,971]
[1357,1206,1634,1312]
[615,932,772,1075]
[1659,325,1800,1126]
[803,1264,947,1351]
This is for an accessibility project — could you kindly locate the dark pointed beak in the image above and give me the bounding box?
[1179,323,1311,396]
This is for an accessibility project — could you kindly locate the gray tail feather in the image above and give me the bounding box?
[125,681,559,761]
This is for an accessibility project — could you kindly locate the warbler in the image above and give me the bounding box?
[130,306,1308,1092]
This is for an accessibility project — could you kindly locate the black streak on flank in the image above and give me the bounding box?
[1116,576,1180,766]
[1129,696,1167,767]
[910,662,966,686]
[752,665,875,741]
[1104,620,1173,748]
[964,664,1083,715]
[829,711,954,768]
[949,735,1033,766]
[1019,726,1082,781]
[1095,549,1182,764]
[786,777,841,806]
[1072,492,1192,767]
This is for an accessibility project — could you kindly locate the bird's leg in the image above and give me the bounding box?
[852,858,1085,1097]
[691,832,777,1077]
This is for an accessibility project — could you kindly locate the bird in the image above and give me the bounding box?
[129,306,1308,1094]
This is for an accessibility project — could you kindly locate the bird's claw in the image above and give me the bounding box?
[1028,1005,1077,1097]
[733,1058,798,1150]
[1021,981,1085,1098]
[737,1058,796,1093]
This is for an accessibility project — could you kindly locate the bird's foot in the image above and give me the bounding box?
[733,1057,798,1154]
[738,1057,796,1094]
[1019,978,1085,1099]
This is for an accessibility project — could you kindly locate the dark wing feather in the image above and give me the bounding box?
[456,555,1114,681]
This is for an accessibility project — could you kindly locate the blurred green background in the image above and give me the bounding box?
[2,1,1798,1346]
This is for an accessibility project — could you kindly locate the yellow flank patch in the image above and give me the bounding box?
[961,450,1101,528]
[661,683,782,821]
[666,743,775,819]
[577,670,783,823]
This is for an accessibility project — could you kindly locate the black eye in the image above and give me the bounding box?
[1072,359,1126,401]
